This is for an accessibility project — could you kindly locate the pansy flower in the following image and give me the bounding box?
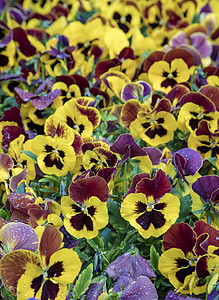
[158,221,219,295]
[121,98,177,146]
[120,169,180,239]
[61,176,109,239]
[188,120,219,169]
[106,1,141,38]
[52,76,81,103]
[50,98,100,138]
[178,89,219,134]
[0,224,82,299]
[120,81,151,102]
[81,141,118,174]
[148,58,190,94]
[31,135,76,176]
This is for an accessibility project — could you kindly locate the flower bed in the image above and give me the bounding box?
[0,0,218,299]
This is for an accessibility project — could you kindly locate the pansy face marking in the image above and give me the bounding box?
[120,170,180,238]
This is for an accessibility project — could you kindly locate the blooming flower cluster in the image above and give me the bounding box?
[0,0,218,299]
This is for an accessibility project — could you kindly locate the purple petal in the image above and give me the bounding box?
[0,0,6,13]
[171,31,187,48]
[57,35,69,48]
[192,175,219,201]
[85,282,103,300]
[120,276,158,300]
[113,275,133,293]
[9,8,23,25]
[190,33,212,58]
[10,168,27,192]
[0,28,12,47]
[0,222,39,252]
[48,47,70,59]
[143,147,163,165]
[175,148,203,175]
[165,291,202,300]
[30,89,61,110]
[106,253,132,279]
[137,81,151,97]
[110,134,146,159]
[14,88,61,110]
[132,253,156,279]
[121,83,144,101]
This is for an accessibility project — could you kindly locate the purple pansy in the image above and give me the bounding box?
[121,81,151,101]
[173,148,203,184]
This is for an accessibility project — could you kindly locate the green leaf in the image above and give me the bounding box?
[87,235,104,251]
[106,115,117,121]
[176,194,192,223]
[74,248,91,262]
[107,198,129,233]
[150,245,159,270]
[73,263,93,298]
[21,150,38,163]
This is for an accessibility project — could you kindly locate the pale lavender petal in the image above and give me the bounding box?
[190,33,212,58]
[120,276,158,300]
[171,31,187,48]
[0,222,39,252]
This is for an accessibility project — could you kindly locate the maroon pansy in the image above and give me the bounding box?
[69,176,109,204]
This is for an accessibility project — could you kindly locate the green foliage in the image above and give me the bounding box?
[20,150,38,163]
[150,245,160,271]
[107,198,129,233]
[176,194,192,223]
[72,263,93,299]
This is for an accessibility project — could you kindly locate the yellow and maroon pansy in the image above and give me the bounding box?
[121,99,150,130]
[52,77,81,103]
[148,58,190,93]
[188,120,219,169]
[178,90,218,133]
[100,71,131,99]
[31,135,76,176]
[122,98,177,147]
[0,224,82,299]
[106,1,141,39]
[52,98,100,138]
[44,115,83,158]
[120,169,180,239]
[81,141,118,174]
[61,176,109,239]
[158,221,219,294]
